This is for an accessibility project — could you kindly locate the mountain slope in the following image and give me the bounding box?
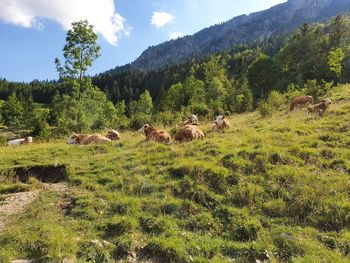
[0,85,350,261]
[131,0,350,71]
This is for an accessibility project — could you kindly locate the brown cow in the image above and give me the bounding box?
[213,115,230,131]
[175,123,204,142]
[105,130,121,141]
[67,133,112,145]
[138,124,171,143]
[290,95,314,111]
[307,98,332,116]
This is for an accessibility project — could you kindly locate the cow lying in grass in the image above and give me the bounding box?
[290,95,314,111]
[8,136,33,146]
[175,123,204,142]
[213,115,230,131]
[307,98,332,116]
[67,133,112,145]
[138,124,171,143]
[67,130,121,145]
[105,130,121,141]
[183,114,198,125]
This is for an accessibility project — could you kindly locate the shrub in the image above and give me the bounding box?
[257,100,274,118]
[129,113,152,130]
[304,79,333,102]
[268,90,287,110]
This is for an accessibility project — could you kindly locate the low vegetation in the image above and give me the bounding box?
[0,85,349,262]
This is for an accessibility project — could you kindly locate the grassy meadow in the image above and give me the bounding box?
[0,85,350,262]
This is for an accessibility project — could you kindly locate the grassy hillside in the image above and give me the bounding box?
[0,85,349,262]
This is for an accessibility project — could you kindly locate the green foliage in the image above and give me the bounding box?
[304,79,333,102]
[52,81,119,133]
[328,48,345,79]
[247,54,278,101]
[130,90,153,129]
[55,20,100,83]
[1,93,24,129]
[257,90,288,117]
[257,100,274,118]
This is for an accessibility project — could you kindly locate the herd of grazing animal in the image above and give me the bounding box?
[5,95,332,146]
[290,95,332,116]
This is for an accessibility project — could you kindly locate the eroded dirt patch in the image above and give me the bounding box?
[0,189,41,232]
[14,165,68,183]
[0,183,68,233]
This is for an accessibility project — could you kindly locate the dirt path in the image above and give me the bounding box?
[0,183,68,233]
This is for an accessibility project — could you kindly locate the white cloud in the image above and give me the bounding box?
[151,11,174,28]
[169,31,184,40]
[0,0,128,45]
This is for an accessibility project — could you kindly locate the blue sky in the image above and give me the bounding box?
[0,0,286,82]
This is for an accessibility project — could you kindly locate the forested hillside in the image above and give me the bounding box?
[130,0,350,71]
[0,15,349,137]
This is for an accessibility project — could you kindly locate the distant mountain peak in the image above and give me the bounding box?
[127,0,350,72]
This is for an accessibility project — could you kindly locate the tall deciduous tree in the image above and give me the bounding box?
[55,20,100,89]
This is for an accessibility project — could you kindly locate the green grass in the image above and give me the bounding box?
[0,85,350,262]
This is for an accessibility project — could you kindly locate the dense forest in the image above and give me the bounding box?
[0,15,349,136]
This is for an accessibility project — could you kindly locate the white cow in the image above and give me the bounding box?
[8,136,33,146]
[213,115,230,131]
[183,114,198,125]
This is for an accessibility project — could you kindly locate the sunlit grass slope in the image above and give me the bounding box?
[0,85,349,262]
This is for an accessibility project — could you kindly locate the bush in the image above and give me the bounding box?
[268,90,287,110]
[129,113,152,130]
[257,91,287,117]
[304,79,333,102]
[257,100,274,118]
[155,111,181,127]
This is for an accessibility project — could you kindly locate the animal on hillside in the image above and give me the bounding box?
[183,114,198,125]
[175,123,205,142]
[290,95,314,111]
[307,98,332,116]
[105,130,121,141]
[213,115,230,131]
[138,124,171,143]
[7,136,33,146]
[67,133,112,145]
